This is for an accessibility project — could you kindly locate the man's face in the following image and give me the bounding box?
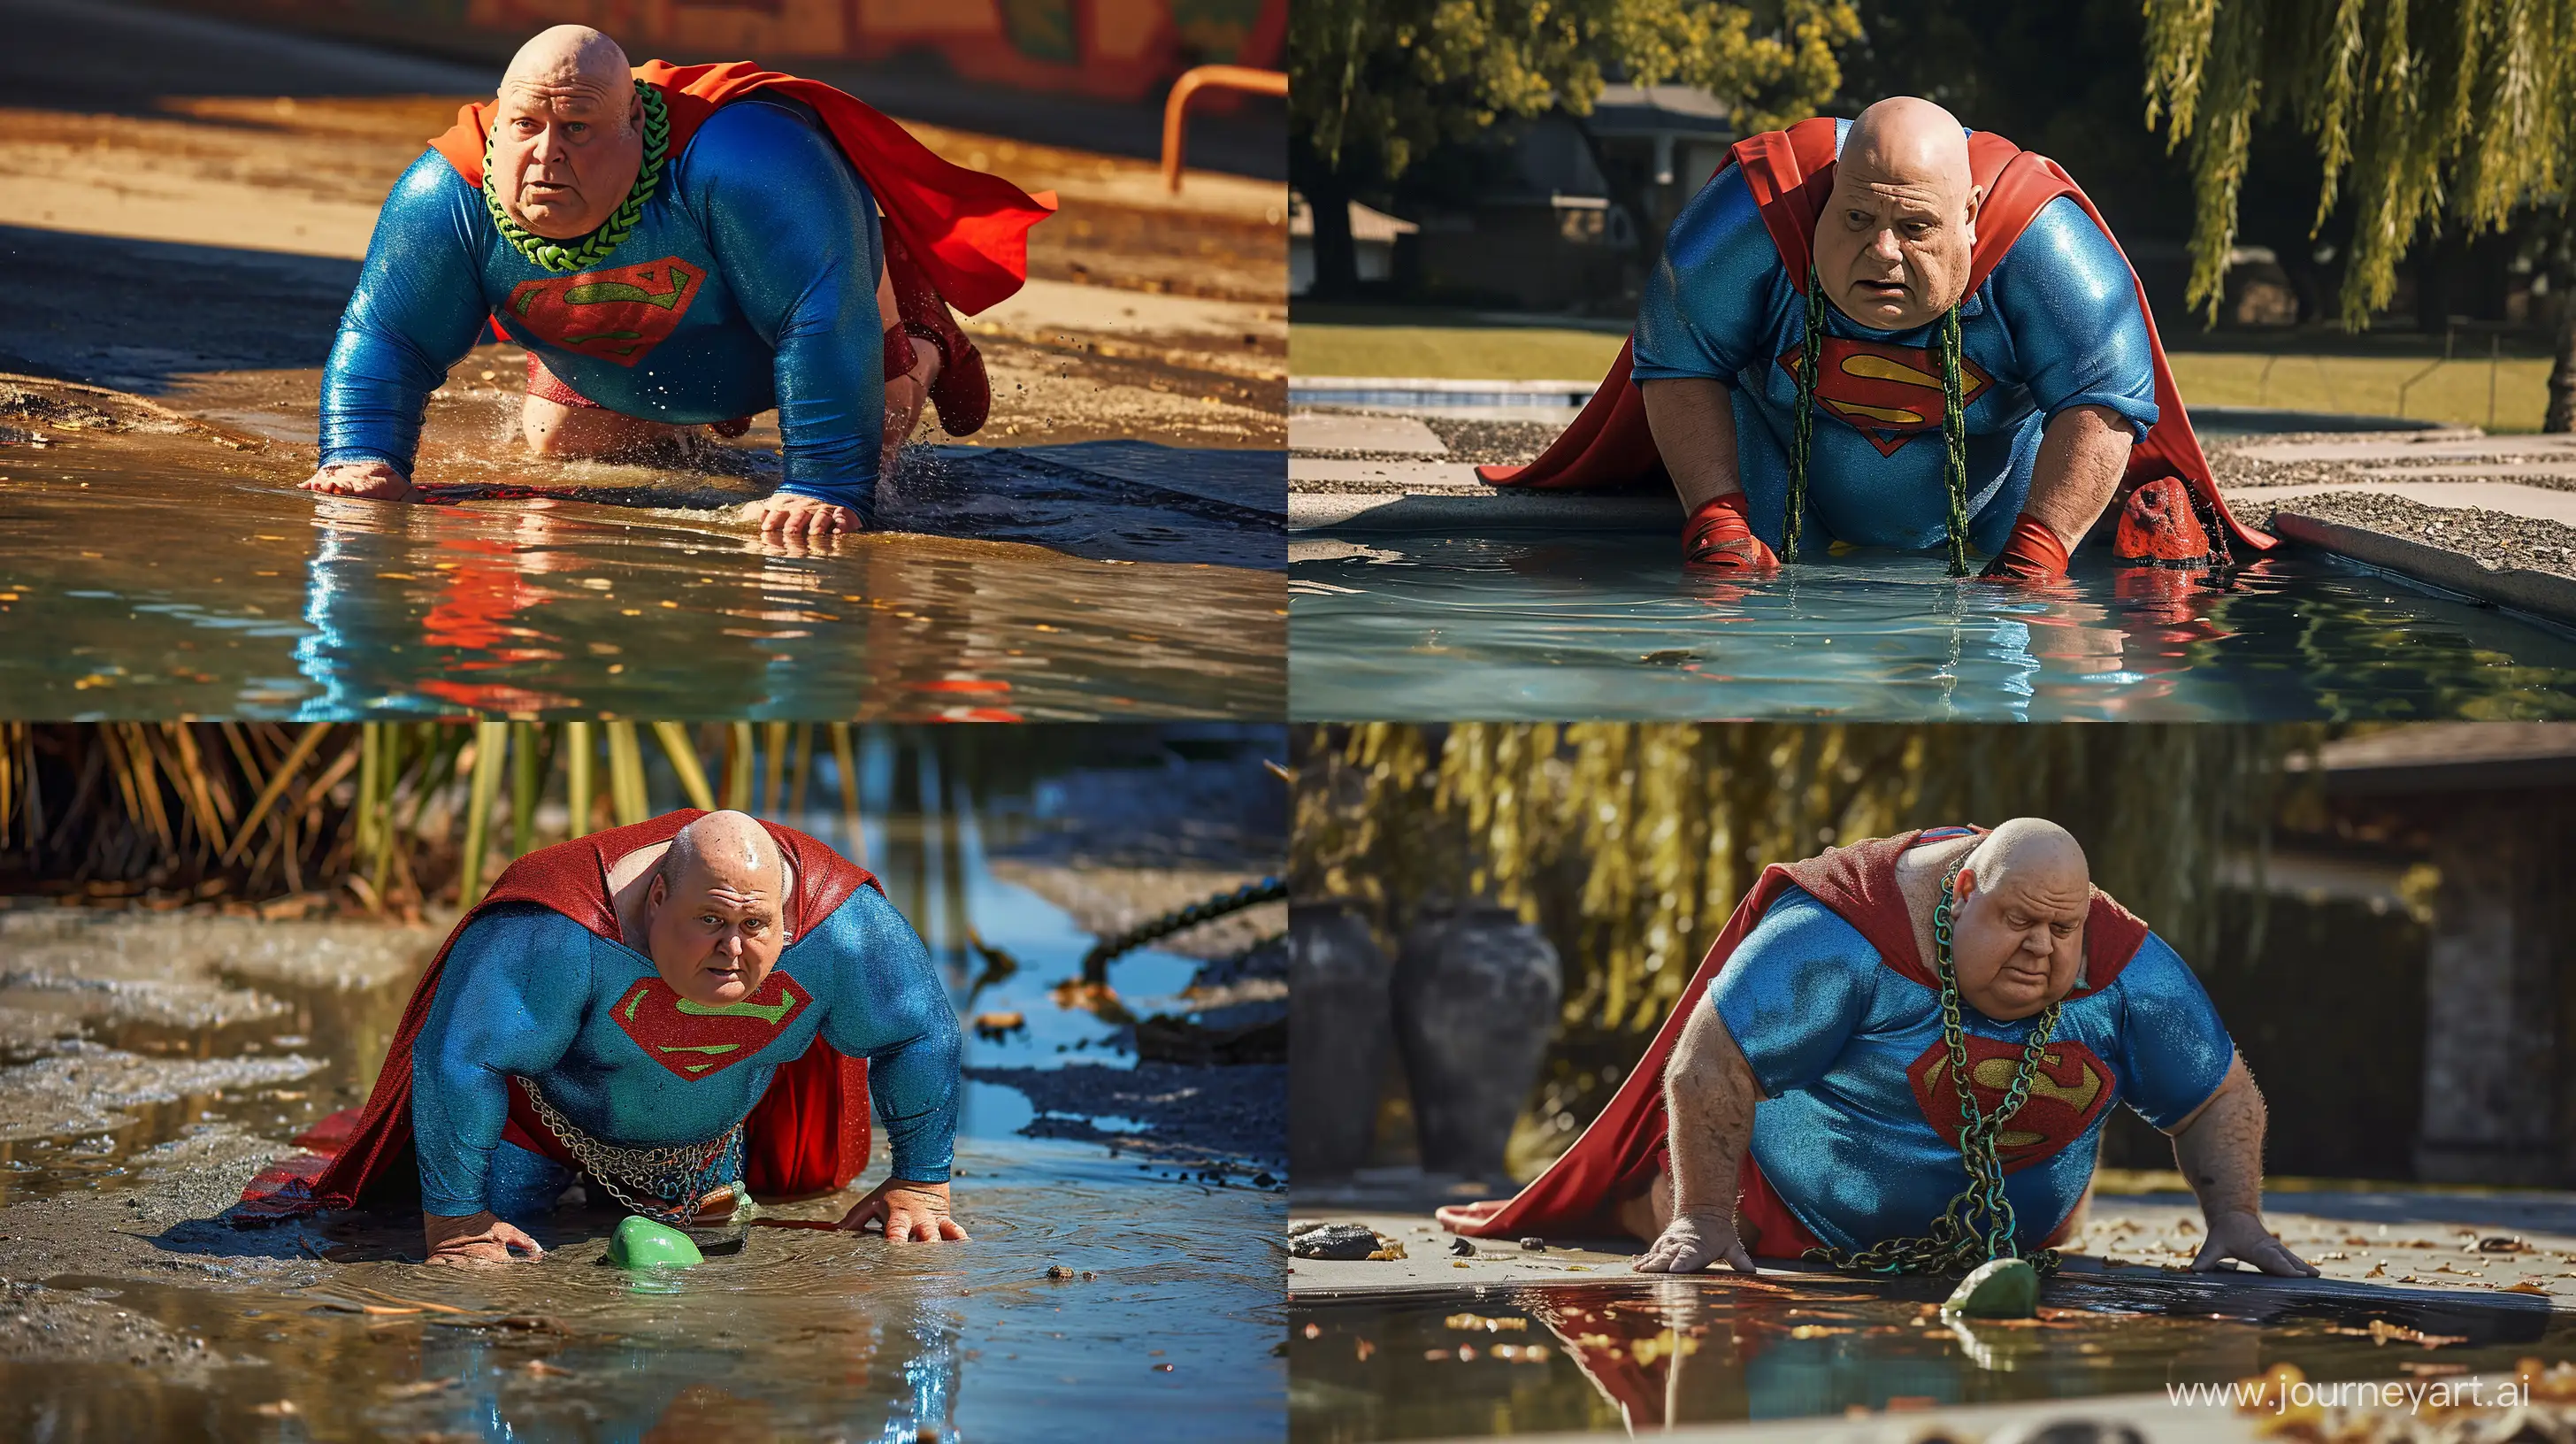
[643,862,786,1005]
[1811,165,1981,332]
[1946,865,2089,1020]
[489,82,641,241]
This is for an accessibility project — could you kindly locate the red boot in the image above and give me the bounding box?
[883,227,988,437]
[1681,491,1780,570]
[2112,476,2216,568]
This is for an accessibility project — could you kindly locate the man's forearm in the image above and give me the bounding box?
[1639,378,1742,514]
[2169,1055,2266,1220]
[1665,1006,1761,1217]
[2022,403,2133,548]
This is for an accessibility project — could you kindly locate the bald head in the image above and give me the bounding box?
[1963,817,2089,896]
[660,810,784,895]
[1812,96,1984,331]
[501,26,632,111]
[487,27,643,240]
[645,810,790,1003]
[1843,96,1974,196]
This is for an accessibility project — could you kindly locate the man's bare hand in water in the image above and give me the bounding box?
[302,460,426,502]
[1634,1208,1757,1275]
[750,494,862,544]
[838,1178,970,1242]
[423,1210,544,1265]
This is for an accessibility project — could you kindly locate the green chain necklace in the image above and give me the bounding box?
[1782,267,1975,575]
[483,80,670,273]
[1805,855,2066,1278]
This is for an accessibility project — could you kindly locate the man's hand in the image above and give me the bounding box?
[751,493,863,543]
[1634,1209,1756,1274]
[837,1178,970,1243]
[301,460,424,502]
[423,1210,544,1265]
[2191,1210,2319,1278]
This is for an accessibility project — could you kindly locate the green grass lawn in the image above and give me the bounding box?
[1292,317,2557,432]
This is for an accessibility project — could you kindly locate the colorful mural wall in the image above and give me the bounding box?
[192,0,1281,103]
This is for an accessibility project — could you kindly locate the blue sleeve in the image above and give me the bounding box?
[2112,932,2235,1130]
[410,906,592,1216]
[800,887,960,1183]
[1984,195,2159,439]
[684,101,886,522]
[1707,886,1877,1096]
[1634,165,1786,384]
[318,151,495,474]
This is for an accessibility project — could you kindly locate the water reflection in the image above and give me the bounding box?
[1290,1272,2570,1438]
[1289,537,2576,720]
[0,440,1284,718]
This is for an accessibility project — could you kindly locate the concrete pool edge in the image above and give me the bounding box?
[2273,511,2576,627]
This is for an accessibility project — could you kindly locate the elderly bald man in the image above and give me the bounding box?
[1484,97,2269,579]
[302,26,1050,542]
[252,809,965,1264]
[1441,820,2314,1282]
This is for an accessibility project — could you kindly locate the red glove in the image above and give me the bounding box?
[1981,512,2071,582]
[1682,491,1780,570]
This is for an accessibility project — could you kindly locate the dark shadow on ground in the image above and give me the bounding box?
[0,226,356,389]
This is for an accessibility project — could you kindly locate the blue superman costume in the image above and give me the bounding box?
[1480,118,2272,574]
[241,811,958,1217]
[1438,828,2235,1258]
[319,60,1054,526]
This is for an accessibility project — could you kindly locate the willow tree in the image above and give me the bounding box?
[1290,0,1859,297]
[2141,0,2576,426]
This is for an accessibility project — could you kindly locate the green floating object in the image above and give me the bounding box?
[608,1216,704,1270]
[1943,1257,2039,1319]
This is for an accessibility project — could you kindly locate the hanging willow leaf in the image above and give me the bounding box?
[2144,0,2576,326]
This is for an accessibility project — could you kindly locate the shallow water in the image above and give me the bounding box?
[4,1139,1282,1443]
[0,432,1284,719]
[1289,539,2576,720]
[1289,1272,2574,1438]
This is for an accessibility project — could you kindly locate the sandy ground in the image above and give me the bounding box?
[0,0,1285,460]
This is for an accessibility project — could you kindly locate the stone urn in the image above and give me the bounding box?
[1392,902,1562,1180]
[1288,899,1393,1179]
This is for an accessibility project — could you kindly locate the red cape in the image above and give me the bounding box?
[432,59,1055,317]
[1436,827,2151,1243]
[241,810,882,1216]
[1478,117,2273,556]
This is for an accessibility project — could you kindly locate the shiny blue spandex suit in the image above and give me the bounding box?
[1633,119,2160,554]
[1710,882,2235,1255]
[318,97,888,520]
[411,888,958,1222]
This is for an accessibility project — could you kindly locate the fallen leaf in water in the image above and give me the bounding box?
[2324,1319,2468,1348]
[523,1360,571,1377]
[250,1402,299,1417]
[1353,1339,1374,1362]
[1790,1325,1852,1340]
[381,1379,456,1399]
[1301,1324,1320,1340]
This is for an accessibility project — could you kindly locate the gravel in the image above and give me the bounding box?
[1292,413,1564,468]
[2248,490,2576,580]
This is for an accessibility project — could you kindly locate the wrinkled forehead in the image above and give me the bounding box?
[494,68,627,117]
[1979,869,2092,922]
[672,861,784,915]
[1830,139,1972,215]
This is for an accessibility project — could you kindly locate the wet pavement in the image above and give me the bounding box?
[0,407,1284,718]
[1287,1201,2576,1439]
[0,741,1292,1440]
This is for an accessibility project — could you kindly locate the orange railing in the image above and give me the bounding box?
[1161,65,1289,193]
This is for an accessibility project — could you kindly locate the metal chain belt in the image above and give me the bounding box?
[517,1078,743,1228]
[1806,855,2066,1278]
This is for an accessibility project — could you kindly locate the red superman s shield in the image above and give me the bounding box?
[1905,1035,2114,1172]
[611,972,811,1080]
[505,257,704,365]
[1778,337,1994,457]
